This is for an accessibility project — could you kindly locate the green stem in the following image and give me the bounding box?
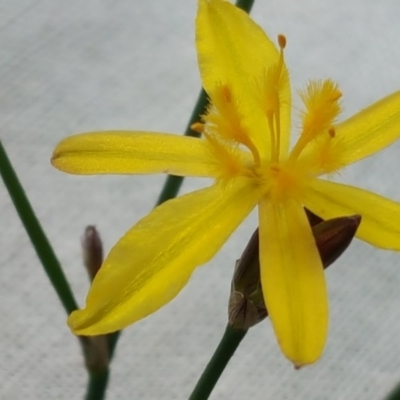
[0,140,78,314]
[156,89,208,204]
[236,0,255,11]
[188,326,247,400]
[85,370,109,400]
[385,382,400,400]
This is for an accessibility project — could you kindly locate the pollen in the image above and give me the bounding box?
[328,127,335,138]
[278,34,286,49]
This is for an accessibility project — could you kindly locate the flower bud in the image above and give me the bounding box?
[228,213,361,330]
[314,214,361,268]
[80,226,109,371]
[81,225,103,281]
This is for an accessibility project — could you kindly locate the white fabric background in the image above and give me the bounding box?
[1,0,400,399]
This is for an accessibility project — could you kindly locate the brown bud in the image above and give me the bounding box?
[79,226,109,371]
[228,212,361,330]
[81,225,103,281]
[80,335,109,372]
[228,228,265,330]
[314,215,361,268]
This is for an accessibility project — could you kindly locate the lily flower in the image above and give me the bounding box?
[51,0,400,366]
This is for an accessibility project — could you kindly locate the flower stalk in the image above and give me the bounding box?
[0,140,78,314]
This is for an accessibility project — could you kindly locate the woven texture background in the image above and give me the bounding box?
[1,0,400,399]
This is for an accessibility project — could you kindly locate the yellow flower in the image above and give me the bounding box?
[51,0,400,366]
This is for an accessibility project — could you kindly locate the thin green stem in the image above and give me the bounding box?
[236,0,255,11]
[188,326,247,400]
[0,140,78,314]
[156,89,208,205]
[85,370,109,400]
[385,381,400,400]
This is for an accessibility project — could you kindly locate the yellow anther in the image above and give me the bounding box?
[278,34,287,50]
[190,122,205,134]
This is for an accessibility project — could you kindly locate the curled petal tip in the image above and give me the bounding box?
[67,310,82,334]
[67,309,96,336]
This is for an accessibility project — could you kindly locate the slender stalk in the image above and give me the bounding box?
[385,382,400,400]
[0,140,78,314]
[85,370,109,400]
[236,0,255,11]
[188,326,247,400]
[156,89,208,205]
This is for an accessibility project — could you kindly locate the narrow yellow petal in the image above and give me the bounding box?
[196,0,291,159]
[51,131,217,177]
[334,90,400,165]
[68,178,262,335]
[197,0,278,99]
[258,197,328,366]
[304,179,400,250]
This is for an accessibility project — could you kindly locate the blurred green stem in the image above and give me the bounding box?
[86,370,109,400]
[0,141,109,397]
[188,326,247,400]
[0,140,78,314]
[156,89,208,204]
[385,382,400,400]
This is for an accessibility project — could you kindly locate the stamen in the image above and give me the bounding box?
[260,34,288,162]
[203,132,247,180]
[190,122,205,134]
[290,79,342,161]
[274,35,286,161]
[266,114,276,162]
[204,84,261,166]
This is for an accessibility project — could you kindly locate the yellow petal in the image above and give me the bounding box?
[304,178,400,250]
[196,0,291,159]
[334,90,400,165]
[68,178,262,335]
[51,131,217,177]
[258,197,328,366]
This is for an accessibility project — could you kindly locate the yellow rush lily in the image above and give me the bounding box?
[52,0,400,366]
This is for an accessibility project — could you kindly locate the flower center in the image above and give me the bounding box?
[267,161,305,202]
